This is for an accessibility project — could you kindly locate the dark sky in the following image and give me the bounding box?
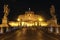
[0,0,60,24]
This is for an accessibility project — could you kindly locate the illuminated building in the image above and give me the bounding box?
[1,4,59,33]
[9,8,48,27]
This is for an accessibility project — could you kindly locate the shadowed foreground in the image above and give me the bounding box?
[0,28,59,40]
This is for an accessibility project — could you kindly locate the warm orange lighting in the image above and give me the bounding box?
[26,23,34,27]
[34,22,37,26]
[38,18,43,21]
[27,24,31,26]
[40,22,48,26]
[9,22,19,27]
[21,22,34,27]
[17,18,20,21]
[21,22,25,26]
[39,18,43,21]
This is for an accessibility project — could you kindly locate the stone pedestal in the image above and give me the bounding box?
[0,27,3,33]
[55,27,59,34]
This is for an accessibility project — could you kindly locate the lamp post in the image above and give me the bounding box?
[17,18,20,27]
[38,17,44,27]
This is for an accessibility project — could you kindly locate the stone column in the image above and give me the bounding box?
[0,27,3,33]
[6,27,9,32]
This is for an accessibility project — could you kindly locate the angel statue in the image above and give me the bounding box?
[4,4,10,17]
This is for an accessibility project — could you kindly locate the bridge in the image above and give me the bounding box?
[0,4,60,36]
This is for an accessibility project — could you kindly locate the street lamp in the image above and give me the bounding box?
[17,18,20,21]
[17,18,20,27]
[38,17,44,26]
[38,18,43,21]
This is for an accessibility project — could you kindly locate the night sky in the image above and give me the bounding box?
[0,0,60,24]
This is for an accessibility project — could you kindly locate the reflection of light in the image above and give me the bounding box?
[22,28,27,34]
[9,22,19,26]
